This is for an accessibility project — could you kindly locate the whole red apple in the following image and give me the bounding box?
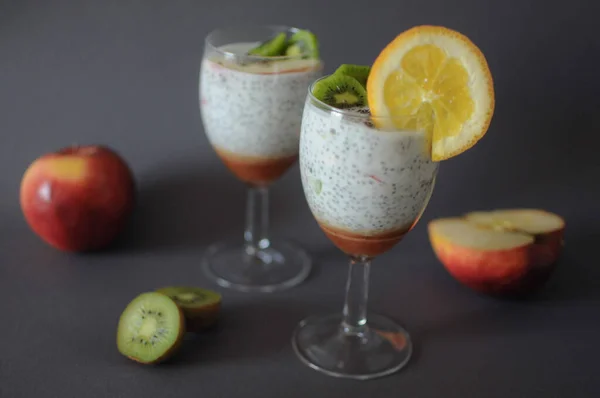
[20,145,136,252]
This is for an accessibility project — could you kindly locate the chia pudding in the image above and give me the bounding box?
[299,89,439,257]
[200,42,322,185]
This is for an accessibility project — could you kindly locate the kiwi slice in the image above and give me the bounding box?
[334,64,371,88]
[248,32,288,56]
[286,29,319,58]
[156,287,222,332]
[116,292,185,364]
[313,74,367,109]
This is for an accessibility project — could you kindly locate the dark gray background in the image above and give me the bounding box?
[1,0,599,397]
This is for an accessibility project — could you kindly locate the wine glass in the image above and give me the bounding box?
[198,25,323,292]
[292,76,439,379]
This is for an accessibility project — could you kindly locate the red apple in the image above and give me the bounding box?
[20,145,136,252]
[428,209,565,296]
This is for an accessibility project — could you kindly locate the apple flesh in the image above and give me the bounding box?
[20,145,136,252]
[428,209,565,297]
[465,209,565,273]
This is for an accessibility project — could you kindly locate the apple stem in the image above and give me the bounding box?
[244,186,271,255]
[341,256,371,336]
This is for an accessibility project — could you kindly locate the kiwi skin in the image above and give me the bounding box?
[156,287,222,333]
[185,301,221,332]
[117,292,186,365]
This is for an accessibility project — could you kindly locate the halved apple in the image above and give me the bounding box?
[428,209,565,296]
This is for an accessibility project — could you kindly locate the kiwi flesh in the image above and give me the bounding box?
[156,287,222,332]
[248,32,288,56]
[285,43,303,57]
[313,74,367,109]
[286,29,319,58]
[334,64,371,88]
[116,292,185,364]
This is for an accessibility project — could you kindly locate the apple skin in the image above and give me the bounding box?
[20,145,136,252]
[429,226,565,297]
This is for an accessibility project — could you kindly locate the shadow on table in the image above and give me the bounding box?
[413,226,600,343]
[108,163,298,254]
[529,225,600,302]
[162,299,322,366]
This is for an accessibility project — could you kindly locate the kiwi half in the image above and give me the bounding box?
[116,292,185,364]
[334,64,371,88]
[286,29,319,58]
[313,74,367,109]
[156,287,222,332]
[248,32,288,56]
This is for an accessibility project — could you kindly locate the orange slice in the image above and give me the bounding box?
[367,25,495,161]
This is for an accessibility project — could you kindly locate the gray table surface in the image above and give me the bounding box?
[1,0,599,397]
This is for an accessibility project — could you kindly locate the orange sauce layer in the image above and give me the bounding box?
[319,222,414,258]
[215,147,297,186]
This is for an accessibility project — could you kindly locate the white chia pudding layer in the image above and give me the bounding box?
[299,101,439,235]
[200,42,322,159]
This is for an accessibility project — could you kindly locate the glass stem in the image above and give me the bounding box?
[244,186,270,256]
[341,256,371,336]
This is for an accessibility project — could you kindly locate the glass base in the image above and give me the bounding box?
[201,239,312,293]
[292,313,413,380]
